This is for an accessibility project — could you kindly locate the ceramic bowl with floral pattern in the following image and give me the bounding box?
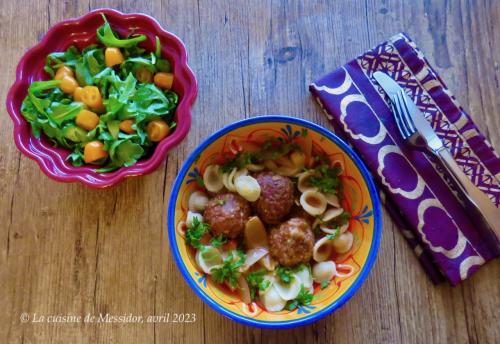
[167,116,382,328]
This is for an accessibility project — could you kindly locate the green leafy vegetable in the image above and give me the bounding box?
[211,250,246,289]
[184,217,210,249]
[320,280,330,290]
[20,14,179,172]
[285,286,314,311]
[96,14,147,48]
[246,269,271,300]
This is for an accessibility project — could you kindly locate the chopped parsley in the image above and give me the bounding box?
[209,235,227,248]
[275,266,294,284]
[246,269,271,300]
[216,199,226,206]
[220,152,255,173]
[219,138,302,173]
[185,217,210,249]
[194,174,205,188]
[320,280,330,290]
[308,164,342,194]
[325,228,340,241]
[211,250,246,289]
[286,286,314,310]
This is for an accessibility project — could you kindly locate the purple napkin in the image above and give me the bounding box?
[309,33,500,285]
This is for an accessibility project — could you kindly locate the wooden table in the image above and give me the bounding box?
[1,0,498,343]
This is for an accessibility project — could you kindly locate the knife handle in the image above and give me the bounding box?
[436,147,500,254]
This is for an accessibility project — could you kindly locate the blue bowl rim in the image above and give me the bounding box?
[167,115,382,329]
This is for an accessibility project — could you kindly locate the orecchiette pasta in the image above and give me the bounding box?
[203,165,223,193]
[235,175,261,202]
[294,265,313,288]
[260,286,287,312]
[331,232,353,254]
[322,207,344,222]
[188,191,209,211]
[300,190,327,216]
[313,236,333,262]
[325,193,340,207]
[297,170,317,193]
[274,274,302,300]
[195,246,223,274]
[186,210,203,226]
[312,261,336,283]
[246,163,265,172]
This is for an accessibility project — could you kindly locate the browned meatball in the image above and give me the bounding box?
[269,217,314,267]
[204,193,251,238]
[254,171,294,225]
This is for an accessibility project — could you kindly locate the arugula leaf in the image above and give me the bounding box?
[110,139,145,167]
[184,217,210,249]
[97,14,146,48]
[246,269,271,300]
[47,102,83,126]
[285,286,314,311]
[211,250,246,289]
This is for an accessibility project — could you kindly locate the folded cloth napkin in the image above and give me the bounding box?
[309,33,500,285]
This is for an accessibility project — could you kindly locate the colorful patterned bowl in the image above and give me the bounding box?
[5,8,197,188]
[167,116,382,328]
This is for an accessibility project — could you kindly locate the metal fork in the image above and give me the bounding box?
[391,89,500,254]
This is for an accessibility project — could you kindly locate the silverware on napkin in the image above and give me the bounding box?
[373,71,500,254]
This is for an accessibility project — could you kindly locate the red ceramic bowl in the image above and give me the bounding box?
[6,8,197,188]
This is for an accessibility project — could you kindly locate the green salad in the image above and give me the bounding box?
[21,14,179,172]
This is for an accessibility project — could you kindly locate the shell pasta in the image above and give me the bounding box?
[181,134,354,313]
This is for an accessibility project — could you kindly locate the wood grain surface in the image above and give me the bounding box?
[1,0,499,343]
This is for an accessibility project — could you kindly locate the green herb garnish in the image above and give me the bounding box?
[246,269,271,300]
[320,280,330,290]
[209,235,227,248]
[325,228,340,241]
[211,250,246,289]
[309,164,342,194]
[285,286,314,310]
[185,217,210,249]
[275,266,294,284]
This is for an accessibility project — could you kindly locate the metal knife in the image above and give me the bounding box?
[373,71,500,254]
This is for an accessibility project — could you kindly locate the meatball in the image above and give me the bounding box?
[269,217,314,267]
[253,171,294,225]
[204,193,251,238]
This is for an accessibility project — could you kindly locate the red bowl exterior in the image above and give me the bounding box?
[5,8,197,188]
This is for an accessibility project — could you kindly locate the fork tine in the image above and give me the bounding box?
[391,95,411,138]
[398,91,417,133]
[394,92,416,136]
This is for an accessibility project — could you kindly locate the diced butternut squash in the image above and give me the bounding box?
[76,109,99,131]
[153,72,174,90]
[146,119,169,142]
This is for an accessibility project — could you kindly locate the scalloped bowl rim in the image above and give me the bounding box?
[5,8,197,188]
[167,115,382,329]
